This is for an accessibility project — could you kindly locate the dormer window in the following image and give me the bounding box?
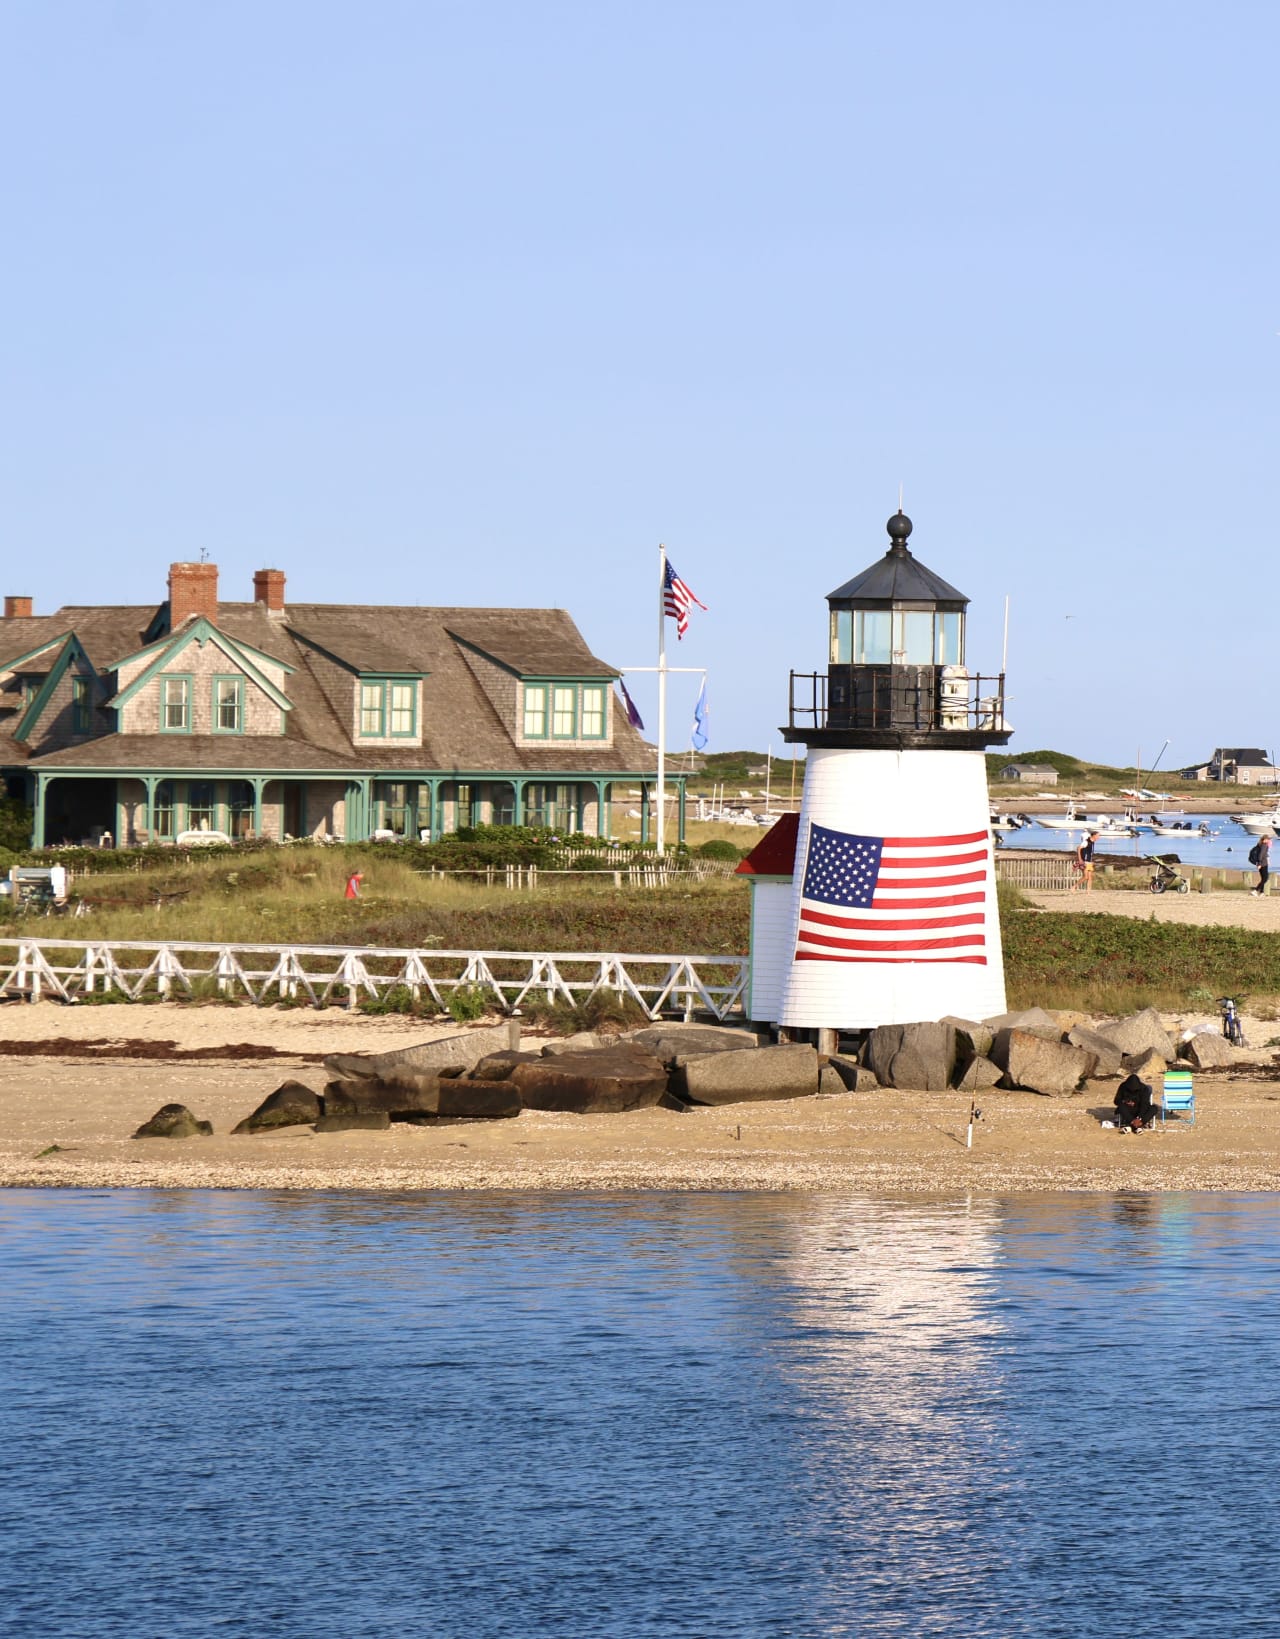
[358,678,417,738]
[522,680,608,741]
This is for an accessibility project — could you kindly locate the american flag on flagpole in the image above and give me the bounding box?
[663,560,706,639]
[794,822,990,965]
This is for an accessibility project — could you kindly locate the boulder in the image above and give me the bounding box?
[323,1021,520,1082]
[469,1051,543,1081]
[982,1006,1063,1042]
[867,1022,957,1090]
[940,1016,995,1060]
[1065,1026,1125,1079]
[511,1045,669,1113]
[818,1065,847,1096]
[324,1076,520,1121]
[677,1044,819,1105]
[539,1033,611,1056]
[1180,1032,1236,1070]
[435,1081,522,1120]
[823,1053,880,1092]
[956,1054,1003,1092]
[1122,1048,1170,1083]
[626,1024,762,1065]
[133,1103,213,1139]
[314,1110,390,1133]
[1098,1008,1174,1062]
[989,1028,1093,1096]
[232,1080,323,1134]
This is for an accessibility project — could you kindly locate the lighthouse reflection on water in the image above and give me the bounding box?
[777,511,1012,1031]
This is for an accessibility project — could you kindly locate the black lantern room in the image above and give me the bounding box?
[782,511,1010,750]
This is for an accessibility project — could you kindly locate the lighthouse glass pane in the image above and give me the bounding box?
[829,611,852,664]
[855,611,891,664]
[895,611,934,664]
[936,612,963,665]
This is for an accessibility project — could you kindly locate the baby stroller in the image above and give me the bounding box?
[1146,854,1190,895]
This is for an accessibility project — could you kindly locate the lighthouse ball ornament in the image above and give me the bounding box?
[777,511,1011,1030]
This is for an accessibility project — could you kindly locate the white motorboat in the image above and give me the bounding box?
[1238,814,1280,837]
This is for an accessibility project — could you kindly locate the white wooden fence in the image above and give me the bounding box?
[0,938,749,1022]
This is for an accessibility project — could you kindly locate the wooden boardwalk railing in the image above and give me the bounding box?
[0,938,749,1022]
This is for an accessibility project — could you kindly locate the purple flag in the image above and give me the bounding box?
[618,678,645,731]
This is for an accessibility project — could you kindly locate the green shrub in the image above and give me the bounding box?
[445,983,491,1023]
[697,838,744,862]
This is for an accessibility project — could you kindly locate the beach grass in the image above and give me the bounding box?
[9,847,1280,1018]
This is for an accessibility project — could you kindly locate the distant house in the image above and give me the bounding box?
[0,562,674,848]
[997,763,1059,785]
[1179,748,1277,786]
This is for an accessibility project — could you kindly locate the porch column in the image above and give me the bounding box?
[677,780,687,845]
[428,777,441,840]
[358,777,372,841]
[250,777,265,839]
[343,780,362,843]
[32,772,46,850]
[596,780,609,839]
[143,776,158,845]
[513,780,525,826]
[640,783,650,847]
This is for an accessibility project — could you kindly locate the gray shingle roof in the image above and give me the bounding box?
[4,598,657,778]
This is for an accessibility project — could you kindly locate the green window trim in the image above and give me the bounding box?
[357,678,419,739]
[159,673,193,734]
[580,684,606,740]
[522,683,548,739]
[523,680,610,742]
[388,680,417,738]
[71,676,92,734]
[212,674,244,734]
[359,681,384,737]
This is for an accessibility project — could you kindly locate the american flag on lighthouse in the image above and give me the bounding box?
[663,560,706,639]
[794,822,990,965]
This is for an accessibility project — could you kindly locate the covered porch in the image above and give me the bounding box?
[25,768,688,847]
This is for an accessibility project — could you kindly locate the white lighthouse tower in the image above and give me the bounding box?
[776,510,1011,1031]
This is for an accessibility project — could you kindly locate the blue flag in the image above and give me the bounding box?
[692,678,709,751]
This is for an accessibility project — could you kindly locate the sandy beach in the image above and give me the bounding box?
[2,956,1279,1189]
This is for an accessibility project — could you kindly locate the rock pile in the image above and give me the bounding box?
[866,1004,1253,1097]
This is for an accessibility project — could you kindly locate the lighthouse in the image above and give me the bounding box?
[775,510,1011,1032]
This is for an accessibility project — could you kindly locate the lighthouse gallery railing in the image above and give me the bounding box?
[788,669,1007,734]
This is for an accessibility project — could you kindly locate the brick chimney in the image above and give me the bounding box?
[3,596,33,619]
[168,562,219,626]
[253,568,286,614]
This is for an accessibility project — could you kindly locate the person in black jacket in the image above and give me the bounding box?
[1252,833,1271,897]
[1114,1073,1156,1131]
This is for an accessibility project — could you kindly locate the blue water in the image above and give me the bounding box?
[3,1191,1279,1638]
[999,812,1260,872]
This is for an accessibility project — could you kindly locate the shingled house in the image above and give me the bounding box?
[0,563,676,848]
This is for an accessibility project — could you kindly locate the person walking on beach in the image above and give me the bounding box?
[1074,830,1099,893]
[1252,834,1271,896]
[344,869,364,900]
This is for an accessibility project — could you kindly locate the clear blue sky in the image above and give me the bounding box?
[3,2,1277,772]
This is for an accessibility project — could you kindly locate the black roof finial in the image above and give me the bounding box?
[886,509,913,551]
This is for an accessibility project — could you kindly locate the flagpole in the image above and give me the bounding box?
[657,543,667,856]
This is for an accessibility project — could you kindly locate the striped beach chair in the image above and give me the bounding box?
[1160,1067,1195,1126]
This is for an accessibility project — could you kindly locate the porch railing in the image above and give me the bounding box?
[0,938,748,1022]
